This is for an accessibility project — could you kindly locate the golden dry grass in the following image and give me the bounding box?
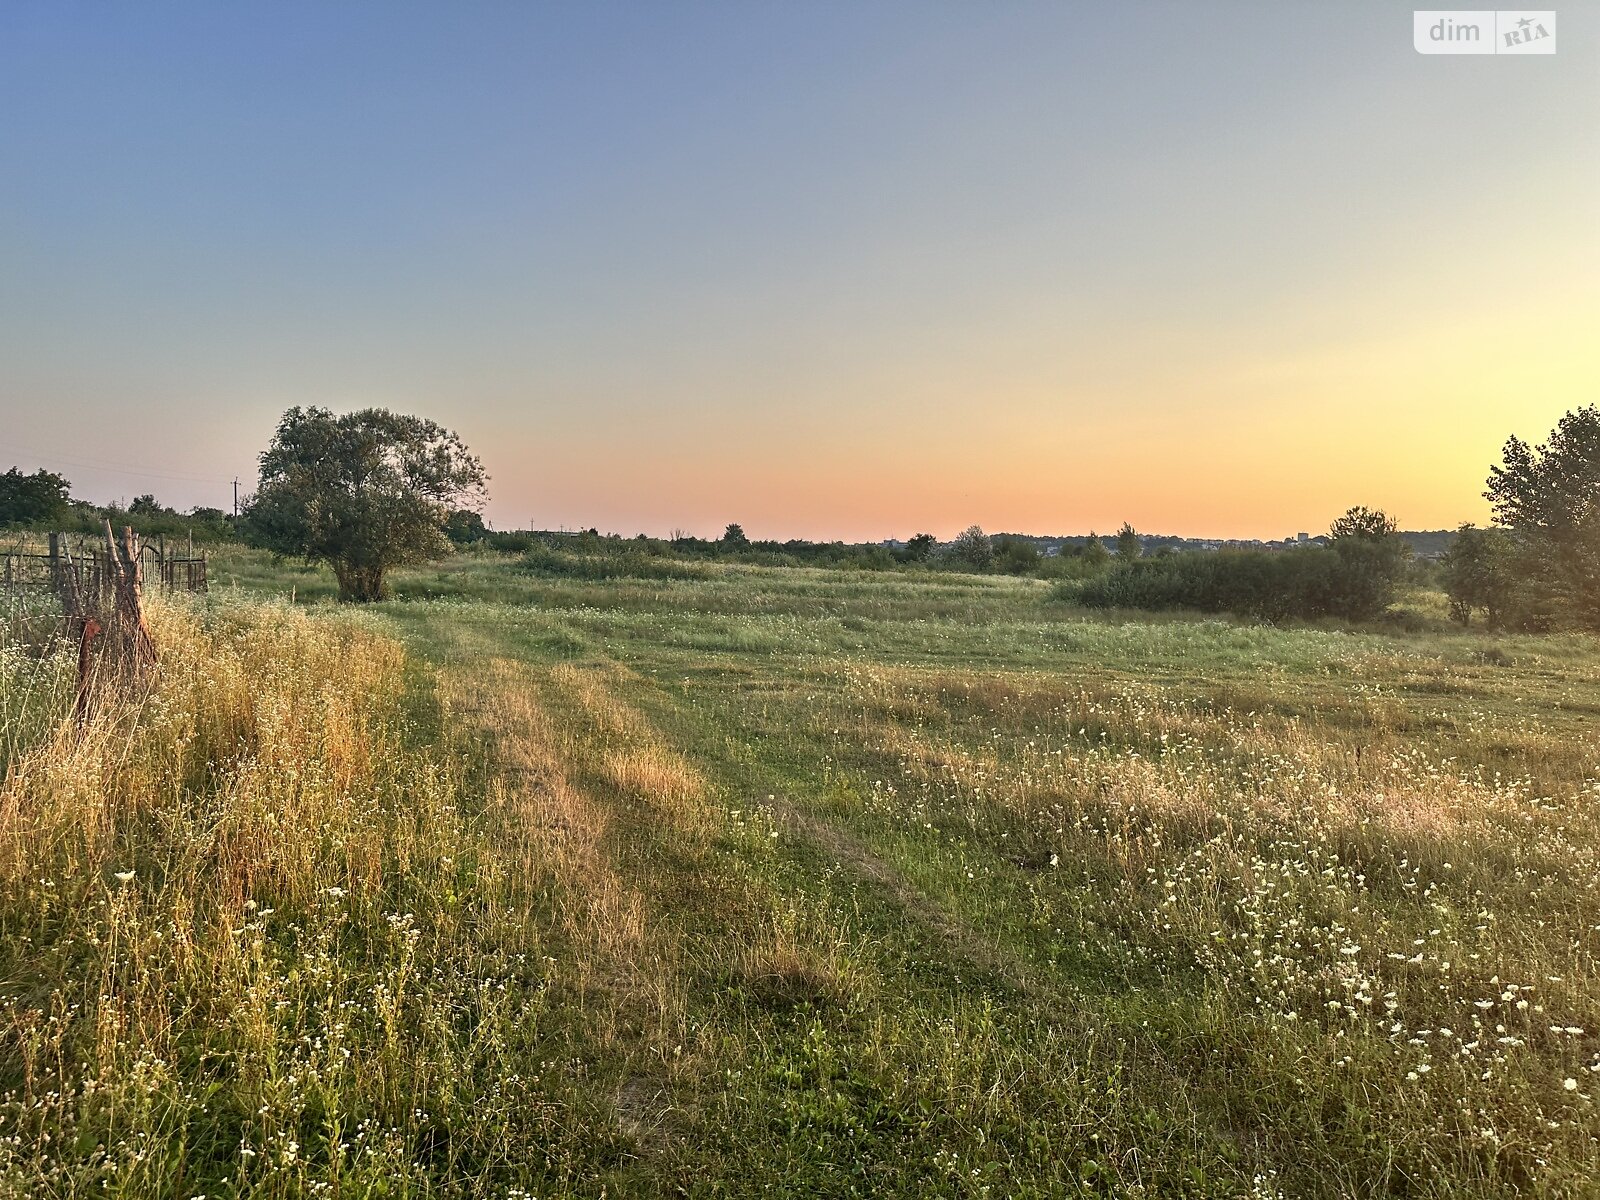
[0,598,635,1195]
[436,656,649,965]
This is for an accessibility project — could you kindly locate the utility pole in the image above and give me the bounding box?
[232,478,239,518]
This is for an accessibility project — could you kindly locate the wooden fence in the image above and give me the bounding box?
[2,531,208,602]
[1,524,181,720]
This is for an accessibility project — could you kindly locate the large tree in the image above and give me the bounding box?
[1486,406,1600,627]
[243,407,487,601]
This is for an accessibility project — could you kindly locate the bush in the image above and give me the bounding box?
[1077,545,1403,622]
[845,546,896,571]
[993,536,1041,575]
[1038,547,1113,583]
[484,530,536,553]
[1324,508,1411,621]
[946,526,993,572]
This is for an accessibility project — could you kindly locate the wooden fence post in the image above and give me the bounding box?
[73,617,102,724]
[103,520,157,672]
[58,542,86,621]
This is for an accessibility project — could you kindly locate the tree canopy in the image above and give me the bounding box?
[1442,524,1517,628]
[1328,506,1397,541]
[242,407,487,601]
[1487,405,1600,626]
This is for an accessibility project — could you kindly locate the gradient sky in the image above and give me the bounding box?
[2,2,1597,540]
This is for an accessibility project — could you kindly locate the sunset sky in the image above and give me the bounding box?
[2,3,1597,541]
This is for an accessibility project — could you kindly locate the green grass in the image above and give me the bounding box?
[6,548,1599,1196]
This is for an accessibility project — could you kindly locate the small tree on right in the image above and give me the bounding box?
[1326,505,1409,621]
[1486,405,1600,628]
[1442,524,1517,628]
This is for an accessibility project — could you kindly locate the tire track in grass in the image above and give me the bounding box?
[436,656,691,1175]
[763,795,1055,1005]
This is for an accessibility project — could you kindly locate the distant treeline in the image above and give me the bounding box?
[0,467,236,542]
[461,521,1130,579]
[11,398,1598,632]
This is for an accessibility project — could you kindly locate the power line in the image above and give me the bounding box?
[0,441,237,486]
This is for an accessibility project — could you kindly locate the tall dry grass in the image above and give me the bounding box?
[0,598,619,1196]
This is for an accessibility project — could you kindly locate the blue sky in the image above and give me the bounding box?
[3,2,1597,538]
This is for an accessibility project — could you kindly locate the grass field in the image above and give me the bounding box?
[3,549,1599,1197]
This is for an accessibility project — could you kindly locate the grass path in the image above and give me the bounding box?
[368,576,1600,1197]
[394,614,1173,1195]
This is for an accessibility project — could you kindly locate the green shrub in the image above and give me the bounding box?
[992,536,1041,575]
[1078,545,1400,622]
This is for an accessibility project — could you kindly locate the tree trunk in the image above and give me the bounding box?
[334,562,388,602]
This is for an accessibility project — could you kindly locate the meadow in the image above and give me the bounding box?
[2,548,1598,1197]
